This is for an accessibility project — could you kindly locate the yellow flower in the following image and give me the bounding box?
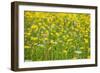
[44,38,48,40]
[84,34,88,37]
[67,39,73,42]
[50,40,54,44]
[48,17,53,22]
[24,45,30,48]
[56,32,59,36]
[63,36,66,39]
[63,50,67,54]
[31,37,38,41]
[31,24,38,30]
[38,23,42,26]
[25,12,33,18]
[26,33,31,36]
[63,35,65,38]
[84,39,88,43]
[77,24,81,28]
[80,47,84,50]
[30,15,33,18]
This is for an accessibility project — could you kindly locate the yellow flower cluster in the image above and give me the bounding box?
[31,37,38,41]
[24,45,30,49]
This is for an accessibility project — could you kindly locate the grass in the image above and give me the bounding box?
[24,11,90,61]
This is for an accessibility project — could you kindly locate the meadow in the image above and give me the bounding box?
[24,11,90,61]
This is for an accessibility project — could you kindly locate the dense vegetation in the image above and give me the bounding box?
[24,11,90,61]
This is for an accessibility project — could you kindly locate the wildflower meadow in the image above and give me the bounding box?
[24,11,90,61]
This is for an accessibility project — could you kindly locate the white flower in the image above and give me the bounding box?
[75,50,82,54]
[54,41,57,45]
[37,44,44,47]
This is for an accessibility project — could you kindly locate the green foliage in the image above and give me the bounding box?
[24,11,90,61]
